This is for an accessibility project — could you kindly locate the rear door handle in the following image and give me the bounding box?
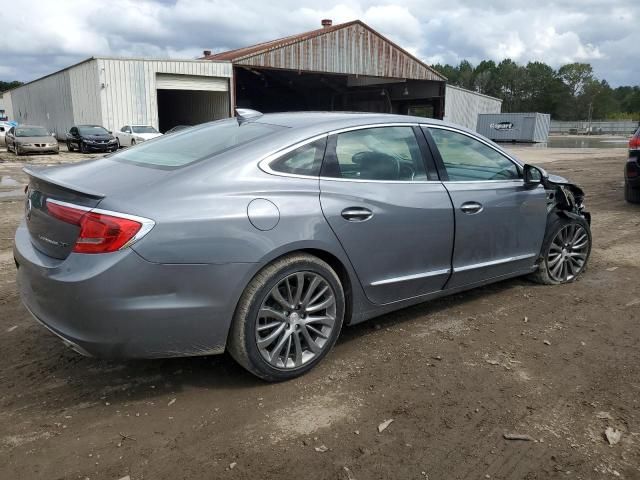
[460,202,483,214]
[341,207,373,222]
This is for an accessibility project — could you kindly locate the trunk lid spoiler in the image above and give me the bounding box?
[23,167,105,199]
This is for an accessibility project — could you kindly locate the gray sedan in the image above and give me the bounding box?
[13,111,591,381]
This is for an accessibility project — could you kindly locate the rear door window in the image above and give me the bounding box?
[324,126,427,181]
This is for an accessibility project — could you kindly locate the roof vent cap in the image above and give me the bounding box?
[203,50,212,57]
[321,19,333,28]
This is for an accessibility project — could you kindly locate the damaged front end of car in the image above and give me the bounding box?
[544,175,591,224]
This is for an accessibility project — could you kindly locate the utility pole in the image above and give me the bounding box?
[587,102,593,135]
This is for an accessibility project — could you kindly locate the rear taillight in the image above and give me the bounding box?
[46,199,153,253]
[630,135,640,149]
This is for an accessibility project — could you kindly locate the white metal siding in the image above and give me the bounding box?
[1,91,12,120]
[156,74,228,91]
[444,85,502,130]
[8,69,75,137]
[98,58,232,133]
[69,60,102,126]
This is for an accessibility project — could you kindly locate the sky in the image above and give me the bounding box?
[0,0,637,87]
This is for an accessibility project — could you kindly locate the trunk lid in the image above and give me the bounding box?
[24,158,171,259]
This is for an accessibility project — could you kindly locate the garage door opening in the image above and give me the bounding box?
[234,66,444,118]
[157,89,229,132]
[156,73,230,133]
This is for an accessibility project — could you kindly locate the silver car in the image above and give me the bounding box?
[14,111,592,381]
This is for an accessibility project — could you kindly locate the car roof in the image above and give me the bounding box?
[252,111,460,136]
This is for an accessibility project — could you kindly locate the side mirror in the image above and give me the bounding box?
[108,130,112,134]
[523,164,548,187]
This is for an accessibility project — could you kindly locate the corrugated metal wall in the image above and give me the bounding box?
[98,58,232,132]
[235,22,442,81]
[8,69,75,137]
[69,60,102,126]
[1,91,13,120]
[443,85,502,130]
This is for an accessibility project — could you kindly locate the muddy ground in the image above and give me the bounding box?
[0,143,638,480]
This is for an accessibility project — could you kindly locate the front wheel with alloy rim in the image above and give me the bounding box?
[529,215,591,285]
[228,254,345,381]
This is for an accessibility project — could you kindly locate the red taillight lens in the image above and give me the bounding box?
[630,136,640,149]
[46,200,144,253]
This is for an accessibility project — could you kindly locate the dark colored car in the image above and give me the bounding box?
[67,125,118,153]
[626,126,640,203]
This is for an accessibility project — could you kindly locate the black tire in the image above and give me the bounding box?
[14,144,21,156]
[528,214,592,285]
[116,138,121,149]
[625,182,640,204]
[227,253,345,382]
[67,141,74,152]
[80,141,87,153]
[130,138,136,146]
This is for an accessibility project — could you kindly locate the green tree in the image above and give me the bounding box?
[0,80,23,92]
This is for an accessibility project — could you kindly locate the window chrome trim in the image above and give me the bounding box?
[258,122,440,183]
[453,253,536,273]
[45,198,155,250]
[370,268,451,287]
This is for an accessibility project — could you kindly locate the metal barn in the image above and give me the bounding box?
[4,57,233,137]
[203,20,447,118]
[443,85,502,130]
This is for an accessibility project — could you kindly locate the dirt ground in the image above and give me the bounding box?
[0,143,639,480]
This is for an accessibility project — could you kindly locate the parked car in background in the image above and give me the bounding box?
[0,122,9,146]
[67,125,118,153]
[115,124,162,147]
[625,126,640,203]
[14,111,591,381]
[5,125,59,155]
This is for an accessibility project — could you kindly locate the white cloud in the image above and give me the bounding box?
[0,0,637,86]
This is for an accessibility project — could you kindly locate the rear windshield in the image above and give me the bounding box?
[132,126,159,134]
[111,120,285,168]
[16,127,49,137]
[79,126,109,135]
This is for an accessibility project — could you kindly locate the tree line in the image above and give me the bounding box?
[432,60,640,121]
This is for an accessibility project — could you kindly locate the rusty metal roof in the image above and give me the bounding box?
[204,20,446,82]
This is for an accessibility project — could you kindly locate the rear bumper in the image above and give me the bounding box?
[13,221,254,359]
[626,152,640,188]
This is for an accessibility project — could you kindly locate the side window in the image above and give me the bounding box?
[121,126,130,133]
[70,127,77,135]
[0,127,4,132]
[428,128,520,181]
[270,138,326,176]
[326,127,427,181]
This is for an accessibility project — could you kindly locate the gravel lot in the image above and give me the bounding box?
[0,142,639,480]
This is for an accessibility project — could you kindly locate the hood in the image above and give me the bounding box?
[134,132,163,140]
[17,136,57,144]
[83,133,115,141]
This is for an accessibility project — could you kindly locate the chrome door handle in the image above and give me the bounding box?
[460,202,483,214]
[341,207,373,222]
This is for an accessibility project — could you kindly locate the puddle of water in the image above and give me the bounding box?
[0,188,24,198]
[0,176,20,187]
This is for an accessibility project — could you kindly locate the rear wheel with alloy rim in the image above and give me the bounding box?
[529,216,591,285]
[228,253,345,381]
